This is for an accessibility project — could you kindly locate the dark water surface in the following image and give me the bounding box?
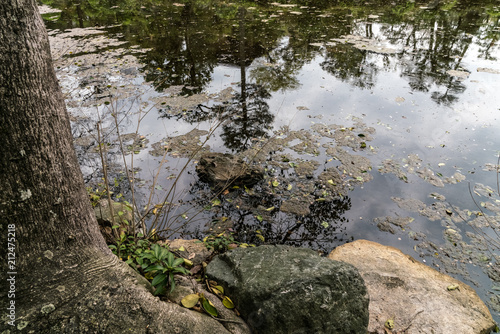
[40,0,500,324]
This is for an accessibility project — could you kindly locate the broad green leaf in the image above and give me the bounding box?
[181,294,200,308]
[272,180,279,187]
[173,267,190,275]
[256,215,263,222]
[145,265,165,273]
[159,246,170,261]
[152,244,161,259]
[178,246,186,252]
[169,272,176,293]
[167,252,175,266]
[141,253,156,260]
[200,295,218,317]
[172,258,185,267]
[214,285,224,294]
[151,273,167,286]
[154,285,166,296]
[212,198,221,206]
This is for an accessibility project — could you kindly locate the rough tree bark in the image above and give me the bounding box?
[0,2,243,333]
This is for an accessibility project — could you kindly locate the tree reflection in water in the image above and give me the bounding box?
[43,0,500,250]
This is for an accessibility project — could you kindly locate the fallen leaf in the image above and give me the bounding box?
[200,294,218,317]
[181,294,200,308]
[222,296,235,309]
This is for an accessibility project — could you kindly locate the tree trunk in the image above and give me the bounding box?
[0,2,244,333]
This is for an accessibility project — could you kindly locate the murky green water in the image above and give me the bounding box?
[40,0,500,324]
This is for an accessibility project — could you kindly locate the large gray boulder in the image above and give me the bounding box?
[328,240,496,334]
[206,245,369,334]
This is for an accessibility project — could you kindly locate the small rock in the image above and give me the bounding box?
[168,239,211,266]
[280,198,311,216]
[196,152,264,190]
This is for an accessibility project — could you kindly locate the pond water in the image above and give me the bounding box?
[39,0,500,324]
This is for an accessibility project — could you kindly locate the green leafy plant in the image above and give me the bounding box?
[141,243,190,295]
[201,232,254,254]
[202,232,237,254]
[86,182,109,207]
[108,232,150,270]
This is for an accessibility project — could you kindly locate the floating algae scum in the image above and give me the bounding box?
[40,0,500,323]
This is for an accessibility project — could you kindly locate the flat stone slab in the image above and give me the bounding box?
[328,240,496,334]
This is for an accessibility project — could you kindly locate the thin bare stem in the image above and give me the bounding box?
[496,153,499,196]
[95,111,118,241]
[149,119,224,235]
[111,102,138,239]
